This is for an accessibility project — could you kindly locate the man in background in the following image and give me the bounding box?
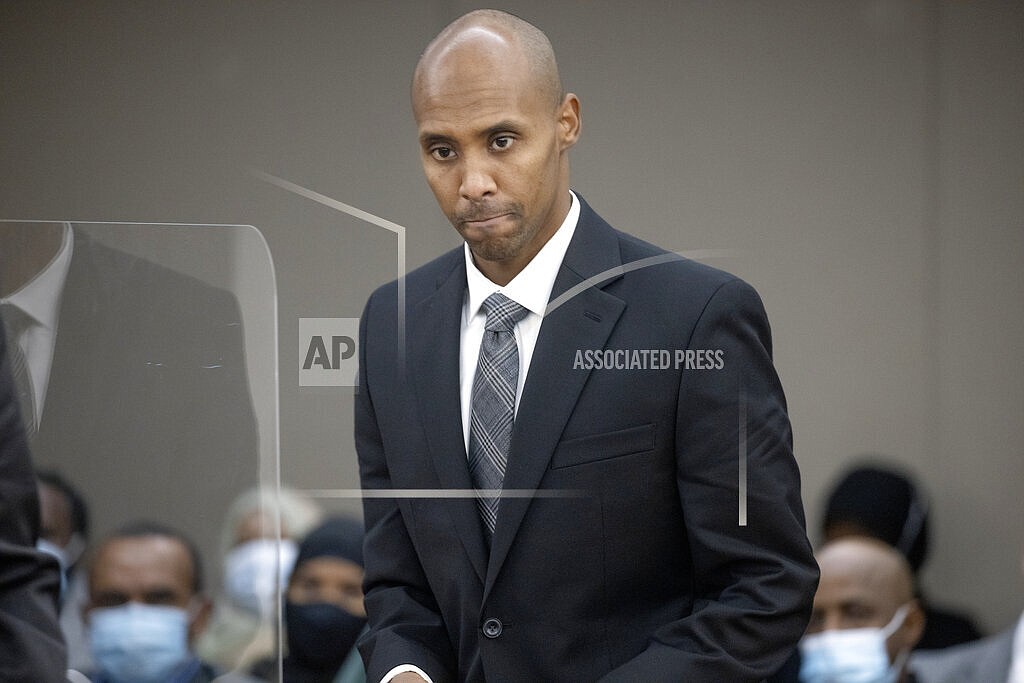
[800,537,925,683]
[912,544,1024,682]
[37,468,93,671]
[823,461,981,650]
[80,521,257,683]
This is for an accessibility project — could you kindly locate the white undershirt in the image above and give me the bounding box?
[380,192,580,683]
[1,223,74,422]
[1009,611,1024,683]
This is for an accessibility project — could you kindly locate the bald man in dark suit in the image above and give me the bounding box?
[356,10,817,683]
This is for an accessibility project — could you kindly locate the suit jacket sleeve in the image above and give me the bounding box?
[0,316,68,682]
[601,278,818,681]
[355,291,456,683]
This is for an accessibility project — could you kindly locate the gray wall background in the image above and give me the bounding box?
[2,1,1021,634]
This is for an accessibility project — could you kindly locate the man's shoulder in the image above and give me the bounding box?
[584,208,757,316]
[576,195,742,292]
[910,627,1014,683]
[363,245,464,312]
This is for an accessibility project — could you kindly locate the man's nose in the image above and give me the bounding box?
[821,613,845,632]
[459,155,497,200]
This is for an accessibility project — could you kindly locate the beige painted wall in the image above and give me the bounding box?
[2,1,1020,632]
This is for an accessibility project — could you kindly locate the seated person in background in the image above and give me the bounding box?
[912,543,1024,683]
[198,486,324,673]
[824,461,983,650]
[250,516,366,683]
[79,520,256,683]
[36,469,92,671]
[800,537,926,683]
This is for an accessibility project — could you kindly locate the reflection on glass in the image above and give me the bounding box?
[0,220,279,678]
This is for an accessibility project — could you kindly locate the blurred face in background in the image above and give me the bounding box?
[86,534,211,683]
[287,556,365,618]
[283,556,366,671]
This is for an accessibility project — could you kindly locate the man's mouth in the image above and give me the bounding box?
[461,213,512,228]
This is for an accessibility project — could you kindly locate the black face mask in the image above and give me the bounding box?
[285,601,366,672]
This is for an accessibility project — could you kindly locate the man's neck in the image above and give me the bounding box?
[0,223,64,296]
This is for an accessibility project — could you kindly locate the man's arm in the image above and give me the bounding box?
[602,278,818,681]
[0,316,68,681]
[354,291,454,683]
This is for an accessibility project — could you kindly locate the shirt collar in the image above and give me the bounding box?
[2,222,74,331]
[464,190,580,320]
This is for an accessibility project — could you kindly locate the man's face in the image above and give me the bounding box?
[287,556,366,618]
[413,31,579,282]
[38,482,74,548]
[87,535,207,640]
[808,567,899,635]
[807,547,919,661]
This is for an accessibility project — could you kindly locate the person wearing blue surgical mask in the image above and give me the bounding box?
[799,537,926,683]
[79,521,253,683]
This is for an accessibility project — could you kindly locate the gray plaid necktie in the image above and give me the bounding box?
[1,302,37,439]
[468,292,529,537]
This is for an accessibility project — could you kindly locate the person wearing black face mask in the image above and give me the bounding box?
[252,517,366,683]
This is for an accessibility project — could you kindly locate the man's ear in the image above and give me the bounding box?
[557,93,581,151]
[893,599,926,656]
[187,595,213,643]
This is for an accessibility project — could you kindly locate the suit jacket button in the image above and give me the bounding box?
[482,617,503,638]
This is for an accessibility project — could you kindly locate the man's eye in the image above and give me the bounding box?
[430,146,455,160]
[491,136,514,151]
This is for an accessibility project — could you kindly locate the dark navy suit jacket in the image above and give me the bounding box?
[0,313,67,681]
[356,196,818,682]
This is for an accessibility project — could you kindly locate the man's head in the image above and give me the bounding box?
[823,462,930,573]
[412,9,581,285]
[36,469,89,569]
[801,537,925,683]
[284,517,366,672]
[85,522,211,682]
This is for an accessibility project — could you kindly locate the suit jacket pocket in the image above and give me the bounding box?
[549,423,656,469]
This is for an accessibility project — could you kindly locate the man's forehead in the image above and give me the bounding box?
[815,570,883,606]
[814,559,902,612]
[420,22,517,75]
[92,536,193,591]
[415,29,531,102]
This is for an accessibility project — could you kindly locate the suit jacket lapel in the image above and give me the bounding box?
[485,197,626,594]
[408,252,489,583]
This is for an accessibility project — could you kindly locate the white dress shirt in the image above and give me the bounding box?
[1009,611,1024,683]
[0,222,74,424]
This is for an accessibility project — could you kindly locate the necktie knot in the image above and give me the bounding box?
[481,292,528,334]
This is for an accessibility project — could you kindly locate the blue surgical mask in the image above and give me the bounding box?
[223,538,297,615]
[798,604,910,683]
[89,603,192,683]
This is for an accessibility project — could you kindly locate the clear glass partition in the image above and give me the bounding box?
[0,220,280,677]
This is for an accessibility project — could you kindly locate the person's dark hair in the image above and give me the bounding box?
[295,516,364,569]
[822,460,930,573]
[103,520,205,594]
[36,468,90,539]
